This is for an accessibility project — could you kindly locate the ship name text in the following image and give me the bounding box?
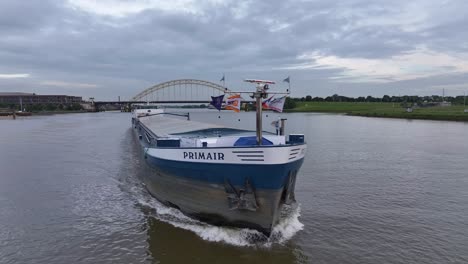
[183,152,225,160]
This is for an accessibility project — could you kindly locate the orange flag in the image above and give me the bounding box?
[225,94,242,112]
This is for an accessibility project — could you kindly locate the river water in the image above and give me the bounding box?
[1,111,467,264]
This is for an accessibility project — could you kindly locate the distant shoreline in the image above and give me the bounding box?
[347,112,468,122]
[284,102,468,122]
[0,110,90,118]
[31,110,90,115]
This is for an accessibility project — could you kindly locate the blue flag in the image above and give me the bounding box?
[210,94,224,111]
[283,76,290,83]
[220,75,225,82]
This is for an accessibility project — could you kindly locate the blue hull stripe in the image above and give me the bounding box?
[145,155,304,190]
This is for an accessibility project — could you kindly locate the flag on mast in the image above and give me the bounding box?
[283,76,291,93]
[268,96,287,112]
[210,94,224,111]
[220,74,225,82]
[262,95,274,109]
[225,94,242,112]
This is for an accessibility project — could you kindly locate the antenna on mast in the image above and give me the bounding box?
[242,79,290,145]
[228,79,289,145]
[245,79,275,145]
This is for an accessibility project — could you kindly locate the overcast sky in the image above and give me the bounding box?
[1,0,468,100]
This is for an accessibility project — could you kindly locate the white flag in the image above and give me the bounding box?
[268,96,286,112]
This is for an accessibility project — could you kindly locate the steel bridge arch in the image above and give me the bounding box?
[132,79,231,101]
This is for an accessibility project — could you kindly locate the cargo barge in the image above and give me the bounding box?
[132,80,306,235]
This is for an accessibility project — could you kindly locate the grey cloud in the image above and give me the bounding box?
[0,0,60,32]
[1,0,468,100]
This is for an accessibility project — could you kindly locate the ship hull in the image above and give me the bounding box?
[143,153,304,234]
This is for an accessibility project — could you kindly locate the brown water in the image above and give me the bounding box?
[1,111,467,263]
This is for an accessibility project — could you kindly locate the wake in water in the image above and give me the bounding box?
[134,185,304,247]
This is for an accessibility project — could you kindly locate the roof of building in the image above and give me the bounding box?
[0,92,35,96]
[0,92,81,97]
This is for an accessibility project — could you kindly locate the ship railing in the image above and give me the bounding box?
[137,119,182,148]
[139,112,190,120]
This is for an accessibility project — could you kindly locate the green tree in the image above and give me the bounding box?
[45,104,57,111]
[284,97,296,109]
[69,103,83,111]
[31,104,44,112]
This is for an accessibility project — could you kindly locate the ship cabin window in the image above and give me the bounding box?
[156,139,181,148]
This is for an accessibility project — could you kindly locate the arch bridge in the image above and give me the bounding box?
[92,79,246,111]
[132,79,231,102]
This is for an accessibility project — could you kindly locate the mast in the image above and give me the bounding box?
[223,73,225,88]
[230,79,289,145]
[253,84,266,145]
[244,79,275,145]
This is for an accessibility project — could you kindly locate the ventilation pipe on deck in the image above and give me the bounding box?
[280,118,287,136]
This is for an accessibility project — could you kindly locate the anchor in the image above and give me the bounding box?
[224,177,258,211]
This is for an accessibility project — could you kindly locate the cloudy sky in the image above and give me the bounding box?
[1,0,468,100]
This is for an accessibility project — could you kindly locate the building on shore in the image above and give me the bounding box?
[0,92,82,105]
[438,101,452,107]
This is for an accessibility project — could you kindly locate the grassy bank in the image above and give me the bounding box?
[285,102,468,121]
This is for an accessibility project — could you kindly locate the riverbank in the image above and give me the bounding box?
[0,110,90,119]
[32,110,90,115]
[285,102,468,121]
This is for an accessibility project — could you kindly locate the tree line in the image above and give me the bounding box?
[297,94,466,103]
[281,94,467,109]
